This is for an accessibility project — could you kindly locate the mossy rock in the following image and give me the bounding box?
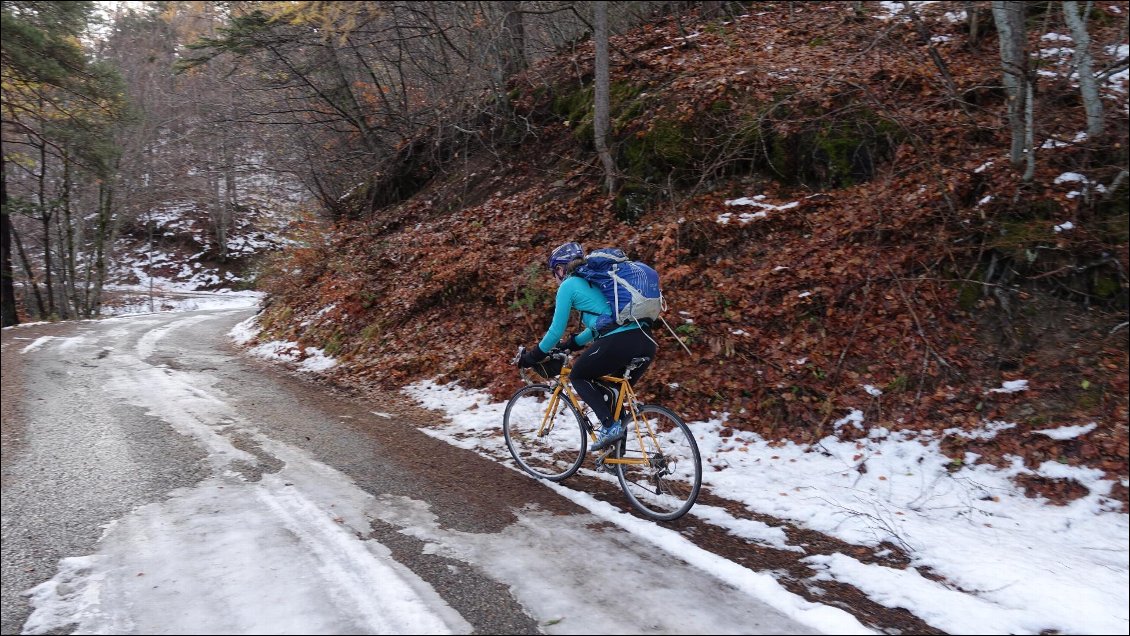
[614,92,650,132]
[551,84,595,145]
[614,182,657,223]
[619,118,696,183]
[957,278,981,310]
[992,219,1058,258]
[550,84,594,122]
[551,80,647,147]
[1094,180,1128,244]
[1093,274,1122,299]
[761,102,901,188]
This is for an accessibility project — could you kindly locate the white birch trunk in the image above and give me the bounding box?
[992,2,1032,174]
[1063,1,1104,138]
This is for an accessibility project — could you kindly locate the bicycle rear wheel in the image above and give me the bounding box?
[615,404,702,521]
[503,384,588,481]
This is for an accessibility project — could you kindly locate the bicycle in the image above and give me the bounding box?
[502,347,702,521]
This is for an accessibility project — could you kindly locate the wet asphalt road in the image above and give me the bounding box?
[1,308,819,635]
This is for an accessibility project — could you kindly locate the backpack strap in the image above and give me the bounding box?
[659,316,693,354]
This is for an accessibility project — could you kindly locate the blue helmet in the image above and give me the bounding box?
[548,241,584,272]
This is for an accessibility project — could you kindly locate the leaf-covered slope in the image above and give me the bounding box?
[251,3,1129,503]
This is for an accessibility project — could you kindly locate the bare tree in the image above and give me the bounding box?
[964,1,987,49]
[0,167,16,326]
[499,1,527,80]
[2,1,129,322]
[173,2,681,215]
[593,0,616,193]
[1062,1,1104,139]
[991,1,1034,180]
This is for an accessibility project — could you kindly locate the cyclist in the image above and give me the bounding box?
[517,241,657,451]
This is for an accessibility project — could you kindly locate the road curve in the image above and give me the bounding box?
[1,308,827,635]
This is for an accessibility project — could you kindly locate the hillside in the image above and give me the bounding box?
[246,2,1129,506]
[97,178,308,314]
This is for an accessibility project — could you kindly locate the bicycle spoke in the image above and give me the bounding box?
[503,384,587,481]
[615,405,702,521]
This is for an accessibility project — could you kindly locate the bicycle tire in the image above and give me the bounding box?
[615,404,702,521]
[503,383,588,481]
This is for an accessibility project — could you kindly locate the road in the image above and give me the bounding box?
[1,307,822,635]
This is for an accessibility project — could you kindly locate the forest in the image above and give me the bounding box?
[2,1,1128,504]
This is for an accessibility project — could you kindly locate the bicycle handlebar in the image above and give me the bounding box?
[512,345,570,366]
[513,345,571,385]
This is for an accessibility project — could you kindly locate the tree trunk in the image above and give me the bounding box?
[593,1,617,194]
[221,121,237,262]
[500,1,526,79]
[60,154,77,319]
[1023,79,1036,181]
[11,221,45,318]
[52,207,72,319]
[904,2,960,103]
[210,169,227,262]
[90,182,112,317]
[991,2,1031,175]
[38,136,56,318]
[965,1,983,48]
[1063,1,1104,139]
[1,167,18,327]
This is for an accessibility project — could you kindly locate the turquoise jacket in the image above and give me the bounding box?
[537,275,638,353]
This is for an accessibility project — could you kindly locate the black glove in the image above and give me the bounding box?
[560,333,585,352]
[518,345,549,368]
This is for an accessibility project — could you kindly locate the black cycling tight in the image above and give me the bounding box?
[570,327,656,427]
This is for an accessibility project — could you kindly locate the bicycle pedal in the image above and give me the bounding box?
[593,454,616,474]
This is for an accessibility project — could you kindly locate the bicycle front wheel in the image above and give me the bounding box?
[503,384,588,481]
[616,404,702,521]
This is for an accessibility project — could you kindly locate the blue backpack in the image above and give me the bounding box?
[575,248,665,335]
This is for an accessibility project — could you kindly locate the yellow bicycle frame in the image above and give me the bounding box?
[540,364,654,467]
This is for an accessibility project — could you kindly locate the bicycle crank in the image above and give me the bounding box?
[592,449,617,473]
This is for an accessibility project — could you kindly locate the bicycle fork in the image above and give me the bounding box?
[537,391,570,438]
